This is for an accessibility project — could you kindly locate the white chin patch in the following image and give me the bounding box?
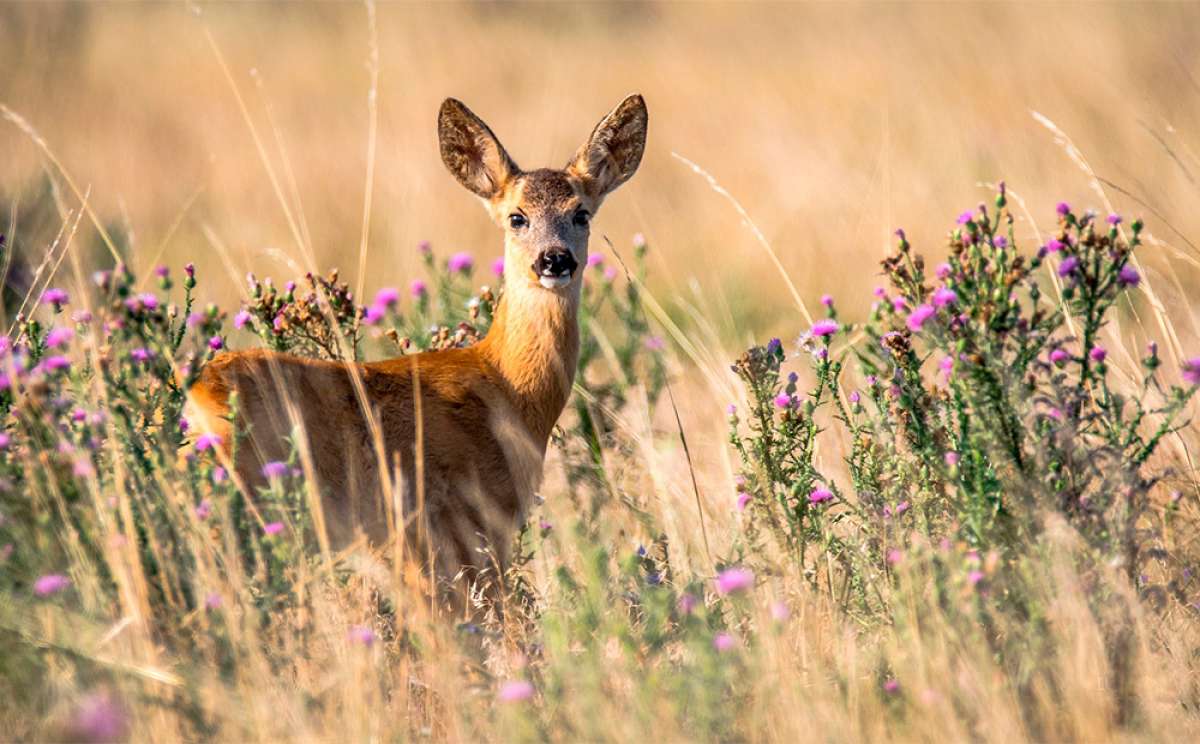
[539,275,572,289]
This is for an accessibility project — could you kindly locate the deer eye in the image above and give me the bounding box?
[509,213,528,230]
[573,209,590,227]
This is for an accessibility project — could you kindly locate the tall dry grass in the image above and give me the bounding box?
[2,3,1200,742]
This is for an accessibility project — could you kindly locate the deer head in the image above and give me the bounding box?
[438,94,648,293]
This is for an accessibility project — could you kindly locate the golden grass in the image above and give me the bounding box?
[2,3,1200,741]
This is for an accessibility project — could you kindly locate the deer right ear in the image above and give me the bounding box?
[438,98,519,200]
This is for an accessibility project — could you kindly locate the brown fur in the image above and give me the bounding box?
[187,95,647,601]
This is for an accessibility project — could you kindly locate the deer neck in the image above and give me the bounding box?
[479,279,580,445]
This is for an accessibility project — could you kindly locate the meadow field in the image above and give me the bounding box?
[2,3,1200,742]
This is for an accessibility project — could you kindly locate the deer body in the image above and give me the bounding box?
[187,95,647,590]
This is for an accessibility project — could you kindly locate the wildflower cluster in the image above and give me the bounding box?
[730,187,1199,656]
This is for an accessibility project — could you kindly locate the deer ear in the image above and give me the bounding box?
[438,98,519,199]
[567,94,648,201]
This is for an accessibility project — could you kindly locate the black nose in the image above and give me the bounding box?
[533,248,578,279]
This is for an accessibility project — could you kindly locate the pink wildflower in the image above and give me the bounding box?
[498,680,535,702]
[34,574,70,597]
[45,327,74,348]
[374,287,401,307]
[715,567,755,595]
[809,488,833,504]
[932,287,957,308]
[811,319,839,337]
[906,304,936,332]
[447,252,474,274]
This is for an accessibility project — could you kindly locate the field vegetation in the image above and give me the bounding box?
[2,3,1200,742]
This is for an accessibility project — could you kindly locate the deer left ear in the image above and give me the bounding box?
[567,94,648,201]
[439,98,520,200]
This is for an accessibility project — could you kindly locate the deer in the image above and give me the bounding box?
[186,94,648,605]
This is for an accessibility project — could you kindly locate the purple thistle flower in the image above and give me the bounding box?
[498,680,535,703]
[233,310,252,329]
[936,262,952,280]
[715,567,755,595]
[489,256,505,277]
[956,211,974,226]
[632,232,647,248]
[212,466,227,484]
[208,335,224,351]
[194,499,212,520]
[894,500,910,516]
[820,294,834,308]
[205,592,222,610]
[886,548,903,565]
[766,338,782,354]
[713,632,737,652]
[944,451,960,466]
[374,287,401,308]
[587,253,605,268]
[809,488,833,504]
[1089,347,1107,363]
[129,347,155,364]
[644,335,665,351]
[770,600,790,623]
[263,521,284,536]
[262,461,289,479]
[185,263,195,279]
[41,288,69,306]
[1183,358,1200,386]
[41,355,70,373]
[891,296,908,312]
[363,304,385,325]
[906,304,936,332]
[45,327,74,348]
[417,240,432,255]
[736,491,752,511]
[409,279,427,298]
[67,690,129,743]
[603,266,618,282]
[0,433,10,450]
[726,403,737,416]
[34,574,70,597]
[447,252,474,274]
[1056,202,1071,217]
[1045,239,1065,253]
[1058,256,1079,277]
[883,678,900,694]
[1107,213,1122,226]
[774,393,793,409]
[1049,348,1071,365]
[967,570,986,587]
[71,310,92,324]
[186,312,204,328]
[993,236,1008,249]
[811,319,839,337]
[194,433,223,452]
[348,625,376,646]
[155,265,170,278]
[932,287,958,308]
[678,593,698,615]
[1117,265,1140,288]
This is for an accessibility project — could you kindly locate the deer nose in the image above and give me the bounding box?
[533,248,578,279]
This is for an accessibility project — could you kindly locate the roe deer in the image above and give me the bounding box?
[187,94,648,599]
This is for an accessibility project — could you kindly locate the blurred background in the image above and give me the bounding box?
[2,1,1199,343]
